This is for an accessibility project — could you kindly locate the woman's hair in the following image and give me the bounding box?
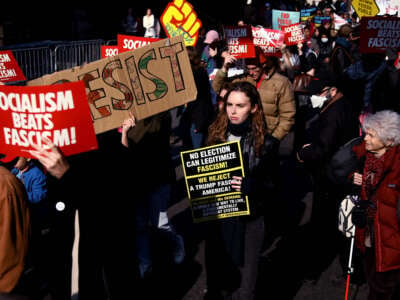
[363,110,400,146]
[207,81,267,156]
[186,46,202,71]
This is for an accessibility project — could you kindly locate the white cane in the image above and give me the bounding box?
[344,225,356,300]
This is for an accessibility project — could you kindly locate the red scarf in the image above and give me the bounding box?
[361,151,387,220]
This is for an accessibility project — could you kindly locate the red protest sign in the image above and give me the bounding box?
[252,27,285,57]
[0,81,98,161]
[282,23,305,46]
[101,46,119,58]
[224,26,255,59]
[117,34,161,53]
[395,52,400,69]
[0,51,26,83]
[360,17,400,53]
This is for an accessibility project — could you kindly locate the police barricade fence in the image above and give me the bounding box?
[7,46,54,83]
[54,39,104,72]
[0,39,105,82]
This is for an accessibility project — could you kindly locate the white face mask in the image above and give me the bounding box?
[310,95,328,108]
[321,38,329,43]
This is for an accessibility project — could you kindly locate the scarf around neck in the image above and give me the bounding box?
[361,148,391,220]
[227,118,251,137]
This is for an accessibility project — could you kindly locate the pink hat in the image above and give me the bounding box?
[204,30,219,44]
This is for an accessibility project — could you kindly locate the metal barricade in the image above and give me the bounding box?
[54,39,104,71]
[11,46,54,81]
[105,39,117,46]
[2,39,105,82]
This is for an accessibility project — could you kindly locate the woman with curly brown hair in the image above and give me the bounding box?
[204,81,280,300]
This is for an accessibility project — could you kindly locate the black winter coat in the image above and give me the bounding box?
[182,67,214,132]
[297,94,359,173]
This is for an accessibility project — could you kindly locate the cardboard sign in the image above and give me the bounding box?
[117,34,161,53]
[28,36,197,134]
[224,26,255,59]
[352,0,380,18]
[282,23,305,46]
[300,8,317,22]
[161,0,202,46]
[360,17,400,53]
[180,141,250,223]
[0,81,98,161]
[272,10,300,31]
[252,27,285,57]
[101,46,119,59]
[0,51,26,83]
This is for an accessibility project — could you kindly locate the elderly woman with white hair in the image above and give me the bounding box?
[351,110,400,300]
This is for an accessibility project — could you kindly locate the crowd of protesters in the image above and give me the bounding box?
[1,0,400,299]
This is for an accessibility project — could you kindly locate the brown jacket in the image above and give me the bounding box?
[0,166,30,293]
[212,69,296,140]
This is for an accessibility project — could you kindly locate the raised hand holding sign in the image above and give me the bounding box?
[161,0,202,46]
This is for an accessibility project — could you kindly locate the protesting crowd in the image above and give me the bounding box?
[1,0,400,299]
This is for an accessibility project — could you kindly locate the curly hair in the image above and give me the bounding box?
[207,81,267,156]
[363,110,400,146]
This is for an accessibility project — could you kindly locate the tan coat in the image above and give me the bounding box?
[0,166,30,293]
[212,69,296,141]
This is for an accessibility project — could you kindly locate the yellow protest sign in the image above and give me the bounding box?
[352,0,380,18]
[180,141,250,223]
[161,0,202,46]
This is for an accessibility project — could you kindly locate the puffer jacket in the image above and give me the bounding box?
[353,142,400,272]
[212,69,296,141]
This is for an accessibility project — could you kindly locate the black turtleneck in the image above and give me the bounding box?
[227,118,251,137]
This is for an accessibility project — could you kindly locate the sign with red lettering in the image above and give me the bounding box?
[117,34,161,53]
[28,36,197,134]
[101,46,119,58]
[282,23,305,46]
[0,51,26,83]
[252,27,285,57]
[272,10,300,31]
[0,81,98,161]
[360,17,400,53]
[224,26,255,59]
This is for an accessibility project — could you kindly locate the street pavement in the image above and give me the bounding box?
[168,150,369,300]
[70,108,370,299]
[167,107,370,300]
